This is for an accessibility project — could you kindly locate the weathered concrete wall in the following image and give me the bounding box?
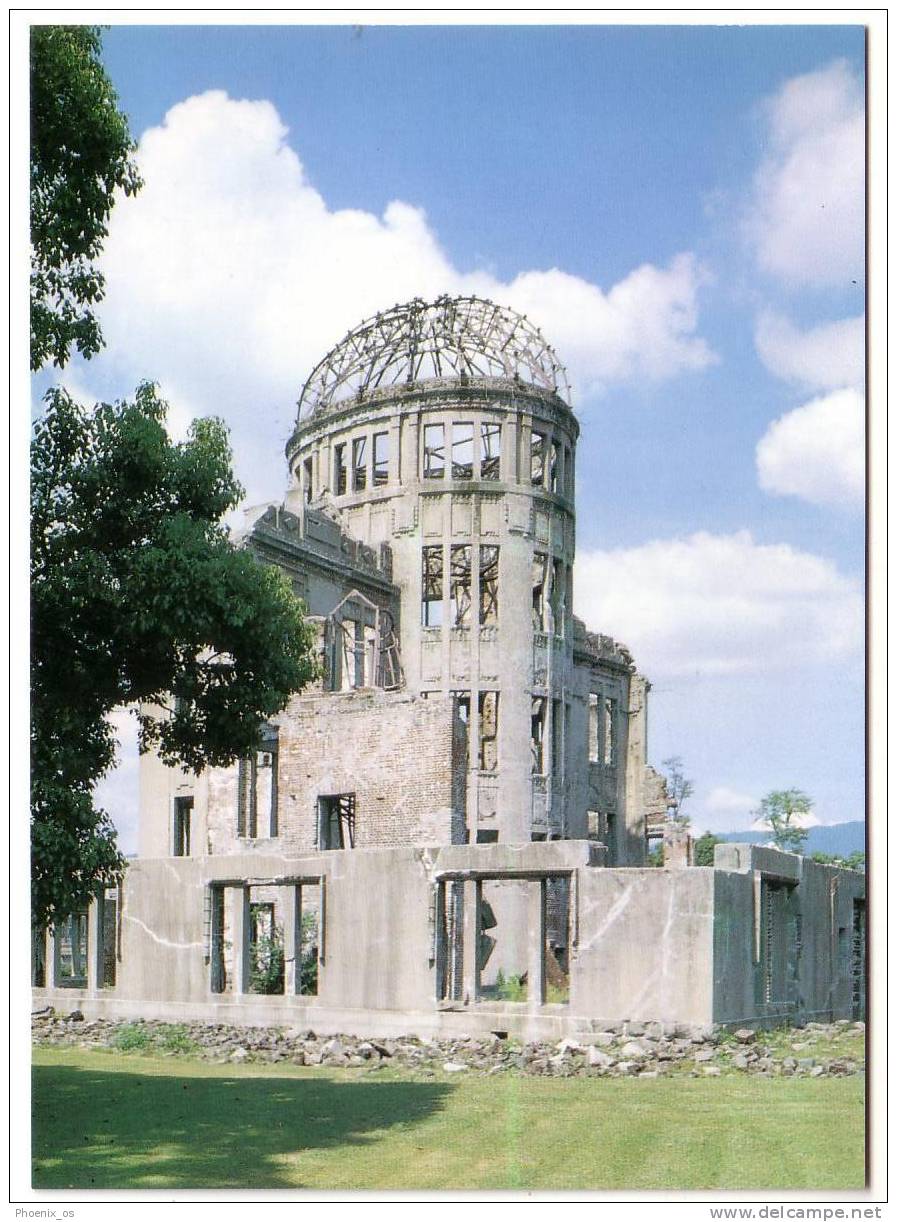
[711,844,866,1026]
[573,867,716,1025]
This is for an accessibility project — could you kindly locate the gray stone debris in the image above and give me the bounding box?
[30,1011,864,1080]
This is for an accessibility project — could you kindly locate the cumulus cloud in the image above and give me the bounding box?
[704,786,758,818]
[574,530,862,678]
[756,388,864,510]
[755,310,864,393]
[746,60,864,288]
[95,90,715,502]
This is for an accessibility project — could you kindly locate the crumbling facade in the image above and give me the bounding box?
[33,297,865,1038]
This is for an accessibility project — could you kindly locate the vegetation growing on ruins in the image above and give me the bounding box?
[661,755,694,828]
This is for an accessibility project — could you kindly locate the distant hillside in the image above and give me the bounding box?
[716,821,865,858]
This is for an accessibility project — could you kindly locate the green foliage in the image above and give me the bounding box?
[250,932,285,995]
[156,1026,200,1055]
[753,789,812,854]
[694,832,723,867]
[31,384,318,926]
[111,1023,152,1052]
[647,845,664,868]
[662,755,693,828]
[811,850,865,873]
[30,26,142,370]
[494,970,527,1002]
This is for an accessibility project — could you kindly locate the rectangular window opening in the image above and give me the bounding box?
[422,545,444,626]
[450,545,472,627]
[373,432,389,486]
[352,436,367,491]
[532,553,547,631]
[436,879,464,1002]
[319,793,356,850]
[299,883,321,996]
[476,829,499,843]
[550,557,565,631]
[479,690,499,771]
[302,456,313,503]
[530,431,545,486]
[101,888,118,988]
[481,421,501,480]
[552,699,564,773]
[334,443,347,495]
[479,545,499,626]
[237,729,279,838]
[452,422,474,479]
[173,795,193,857]
[545,876,571,1004]
[423,423,445,479]
[32,926,47,988]
[477,880,531,1003]
[247,888,285,995]
[603,697,617,767]
[588,694,599,763]
[548,440,559,493]
[531,697,546,774]
[56,911,88,988]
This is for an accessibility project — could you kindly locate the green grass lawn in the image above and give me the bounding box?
[32,1047,865,1191]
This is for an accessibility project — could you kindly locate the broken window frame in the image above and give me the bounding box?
[100,887,118,988]
[549,557,565,631]
[318,793,357,850]
[421,545,444,627]
[373,431,389,486]
[548,440,559,493]
[588,694,600,763]
[423,423,445,479]
[302,456,314,503]
[172,795,193,857]
[237,727,279,839]
[334,443,348,495]
[603,696,617,768]
[450,545,472,627]
[531,696,546,774]
[56,910,88,988]
[352,436,368,491]
[532,552,548,631]
[479,545,499,626]
[478,690,499,772]
[530,430,545,486]
[480,421,501,480]
[451,421,474,480]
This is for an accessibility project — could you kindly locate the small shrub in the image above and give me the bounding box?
[495,970,527,1002]
[112,1023,152,1052]
[157,1025,199,1055]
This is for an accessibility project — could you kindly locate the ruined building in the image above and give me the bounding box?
[33,297,865,1037]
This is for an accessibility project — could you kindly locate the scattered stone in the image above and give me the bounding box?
[230,1047,248,1062]
[587,1046,614,1069]
[734,1028,756,1044]
[591,1031,616,1047]
[620,1041,647,1059]
[703,1065,721,1076]
[625,1022,646,1037]
[693,1049,715,1063]
[443,1061,466,1073]
[810,1066,825,1077]
[556,1038,583,1054]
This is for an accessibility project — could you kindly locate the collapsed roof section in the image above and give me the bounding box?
[296,295,571,420]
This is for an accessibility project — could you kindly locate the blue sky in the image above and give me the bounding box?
[37,21,866,849]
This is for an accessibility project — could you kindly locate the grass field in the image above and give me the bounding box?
[32,1047,864,1190]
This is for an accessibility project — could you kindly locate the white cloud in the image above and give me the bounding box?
[746,60,864,288]
[574,530,862,678]
[704,786,758,818]
[750,810,820,832]
[756,388,864,510]
[96,90,715,503]
[755,310,864,392]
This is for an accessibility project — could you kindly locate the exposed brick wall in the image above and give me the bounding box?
[206,691,466,855]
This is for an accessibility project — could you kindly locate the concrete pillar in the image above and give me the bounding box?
[87,898,102,991]
[49,926,62,989]
[461,878,480,1004]
[527,880,546,1006]
[284,885,300,995]
[233,887,251,995]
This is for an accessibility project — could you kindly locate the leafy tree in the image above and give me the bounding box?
[31,384,318,926]
[753,789,812,854]
[30,25,142,370]
[662,755,694,828]
[811,850,865,873]
[693,832,722,867]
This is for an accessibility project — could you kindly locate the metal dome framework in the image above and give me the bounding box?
[297,295,570,418]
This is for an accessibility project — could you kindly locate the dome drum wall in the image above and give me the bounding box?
[285,376,579,845]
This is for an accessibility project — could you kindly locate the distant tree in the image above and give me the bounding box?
[811,850,865,873]
[662,756,694,828]
[31,384,318,926]
[753,789,812,854]
[694,832,723,867]
[30,25,142,370]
